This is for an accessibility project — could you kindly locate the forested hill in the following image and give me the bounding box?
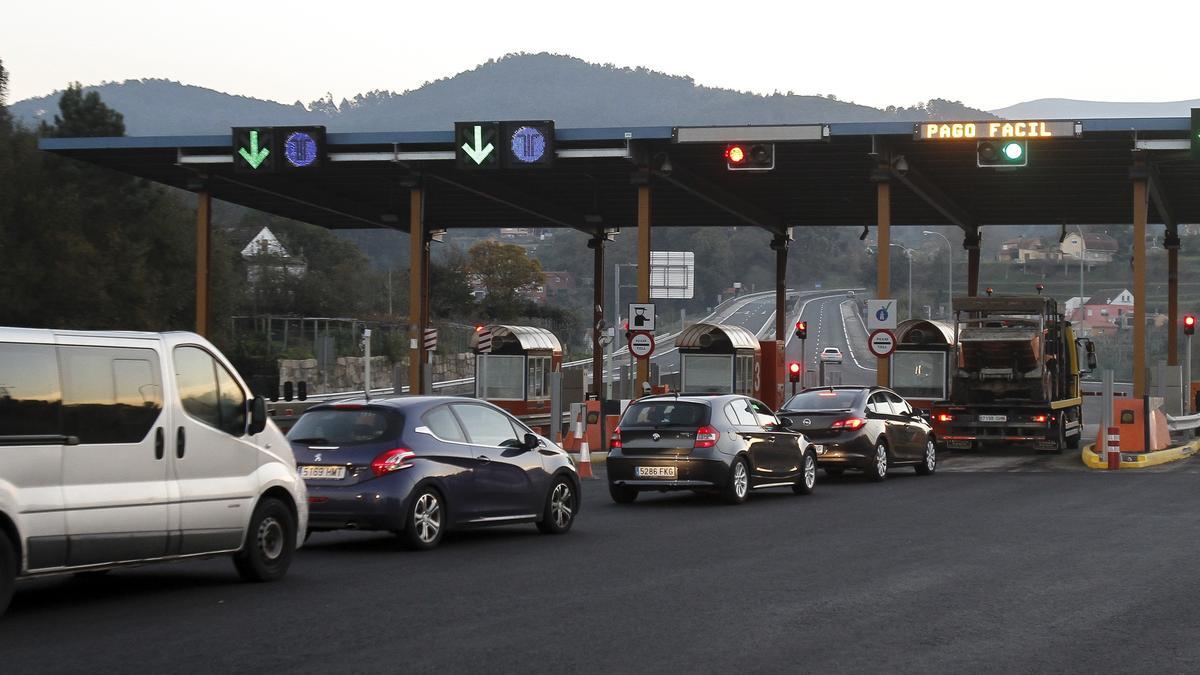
[9,52,993,135]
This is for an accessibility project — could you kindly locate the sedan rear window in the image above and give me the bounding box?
[288,408,401,445]
[621,401,709,428]
[782,389,862,411]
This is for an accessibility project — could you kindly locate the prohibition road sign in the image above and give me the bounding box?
[629,331,655,359]
[868,329,896,358]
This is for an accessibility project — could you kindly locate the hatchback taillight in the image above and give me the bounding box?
[694,425,720,449]
[831,417,866,431]
[610,427,622,449]
[371,448,415,476]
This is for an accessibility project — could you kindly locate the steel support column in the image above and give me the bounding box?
[408,188,426,395]
[1166,229,1180,366]
[589,235,606,399]
[195,190,212,337]
[774,237,789,342]
[1132,159,1148,398]
[964,229,982,297]
[876,179,891,388]
[636,184,651,390]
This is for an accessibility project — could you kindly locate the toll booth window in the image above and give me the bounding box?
[527,356,551,401]
[735,355,755,396]
[477,355,525,401]
[681,354,734,394]
[890,351,947,400]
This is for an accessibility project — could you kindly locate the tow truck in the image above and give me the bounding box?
[930,295,1096,453]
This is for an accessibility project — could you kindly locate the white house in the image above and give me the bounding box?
[241,227,307,284]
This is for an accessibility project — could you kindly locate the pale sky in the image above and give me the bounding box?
[2,0,1193,111]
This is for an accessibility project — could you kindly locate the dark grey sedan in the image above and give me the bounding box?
[288,396,580,549]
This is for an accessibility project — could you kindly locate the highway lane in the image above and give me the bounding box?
[785,294,876,388]
[5,462,1200,672]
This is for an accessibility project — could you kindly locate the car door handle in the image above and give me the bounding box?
[176,427,186,459]
[155,427,164,460]
[477,455,490,463]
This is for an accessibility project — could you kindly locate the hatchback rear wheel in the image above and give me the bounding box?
[722,457,750,504]
[400,488,444,550]
[609,483,638,504]
[866,442,889,482]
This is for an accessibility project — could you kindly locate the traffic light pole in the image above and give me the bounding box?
[1187,333,1193,415]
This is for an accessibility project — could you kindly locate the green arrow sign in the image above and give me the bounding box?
[238,130,271,169]
[461,125,495,165]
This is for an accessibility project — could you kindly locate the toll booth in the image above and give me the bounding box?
[471,325,562,417]
[675,323,761,396]
[890,319,956,415]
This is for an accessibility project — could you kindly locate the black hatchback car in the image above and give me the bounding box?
[288,396,580,549]
[777,386,936,481]
[607,394,817,504]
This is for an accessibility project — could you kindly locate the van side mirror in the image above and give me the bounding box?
[523,433,540,450]
[248,396,267,435]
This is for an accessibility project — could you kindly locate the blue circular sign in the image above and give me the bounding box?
[510,126,546,164]
[284,131,318,168]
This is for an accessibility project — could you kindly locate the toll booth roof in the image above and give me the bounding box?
[473,325,562,355]
[894,319,956,346]
[37,117,1197,232]
[676,323,760,351]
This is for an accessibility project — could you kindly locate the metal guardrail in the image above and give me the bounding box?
[1166,412,1200,432]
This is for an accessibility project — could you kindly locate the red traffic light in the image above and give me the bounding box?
[725,145,746,165]
[794,321,808,340]
[788,361,801,383]
[1185,315,1196,336]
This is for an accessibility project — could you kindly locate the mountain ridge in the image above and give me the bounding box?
[7,52,995,135]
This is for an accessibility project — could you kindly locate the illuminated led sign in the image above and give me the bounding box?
[914,120,1079,141]
[232,125,325,173]
[455,120,556,169]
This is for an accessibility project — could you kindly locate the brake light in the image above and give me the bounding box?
[694,425,720,449]
[333,404,364,410]
[935,413,954,423]
[371,448,415,476]
[1032,415,1048,423]
[830,417,866,431]
[610,427,622,449]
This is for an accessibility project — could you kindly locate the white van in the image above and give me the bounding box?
[0,327,307,616]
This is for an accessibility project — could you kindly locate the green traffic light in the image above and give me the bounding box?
[1002,141,1024,162]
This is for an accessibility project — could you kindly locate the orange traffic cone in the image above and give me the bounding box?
[577,437,594,478]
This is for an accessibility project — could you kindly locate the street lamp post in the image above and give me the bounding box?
[890,243,914,320]
[923,230,953,319]
[1076,226,1086,321]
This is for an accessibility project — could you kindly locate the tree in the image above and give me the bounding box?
[0,59,9,121]
[42,83,124,137]
[466,240,544,318]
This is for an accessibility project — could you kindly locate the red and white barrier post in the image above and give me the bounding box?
[1106,426,1121,470]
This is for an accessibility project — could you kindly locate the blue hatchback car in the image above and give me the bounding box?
[288,396,580,549]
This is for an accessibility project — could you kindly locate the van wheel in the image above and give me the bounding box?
[0,534,14,617]
[234,498,296,582]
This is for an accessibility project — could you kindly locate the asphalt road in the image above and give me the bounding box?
[4,456,1200,673]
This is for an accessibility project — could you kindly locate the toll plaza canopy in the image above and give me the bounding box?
[39,116,1200,401]
[39,117,1198,231]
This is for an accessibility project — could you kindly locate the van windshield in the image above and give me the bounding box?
[621,401,709,428]
[288,408,401,445]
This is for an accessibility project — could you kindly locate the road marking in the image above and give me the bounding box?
[838,300,875,372]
